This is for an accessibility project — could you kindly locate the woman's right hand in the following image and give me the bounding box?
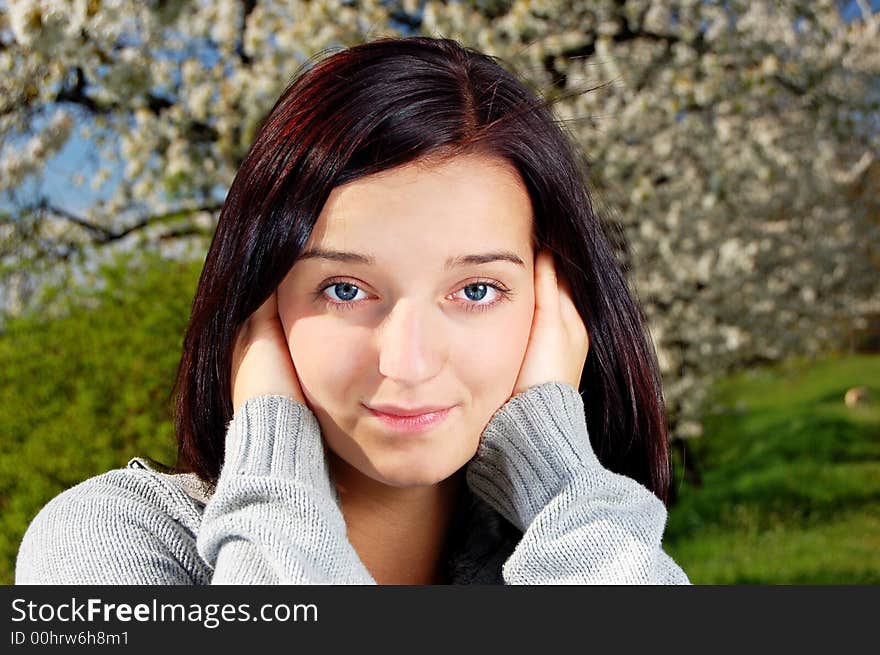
[231,290,306,414]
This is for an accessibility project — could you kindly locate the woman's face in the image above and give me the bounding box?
[277,153,535,488]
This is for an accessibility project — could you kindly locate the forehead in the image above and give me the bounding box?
[306,154,534,256]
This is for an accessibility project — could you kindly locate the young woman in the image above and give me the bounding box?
[16,36,689,585]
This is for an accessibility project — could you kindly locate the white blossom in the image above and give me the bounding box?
[2,0,878,442]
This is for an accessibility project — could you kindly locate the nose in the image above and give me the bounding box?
[377,298,446,385]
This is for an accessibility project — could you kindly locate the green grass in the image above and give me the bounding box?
[665,352,880,584]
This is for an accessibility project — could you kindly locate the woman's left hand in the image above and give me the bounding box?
[511,248,590,397]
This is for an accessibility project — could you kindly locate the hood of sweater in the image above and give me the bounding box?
[127,456,522,585]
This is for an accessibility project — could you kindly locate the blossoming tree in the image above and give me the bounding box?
[1,0,878,439]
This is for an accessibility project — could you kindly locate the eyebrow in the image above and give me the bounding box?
[297,248,526,269]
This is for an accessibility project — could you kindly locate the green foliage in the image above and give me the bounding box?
[665,353,880,583]
[0,248,203,584]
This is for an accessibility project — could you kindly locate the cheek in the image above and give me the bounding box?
[454,297,534,401]
[280,311,366,408]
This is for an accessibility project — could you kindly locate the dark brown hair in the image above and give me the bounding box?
[170,36,673,503]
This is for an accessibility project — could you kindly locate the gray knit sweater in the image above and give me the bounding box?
[15,381,690,584]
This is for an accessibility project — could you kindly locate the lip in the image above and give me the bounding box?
[367,403,454,417]
[365,404,457,434]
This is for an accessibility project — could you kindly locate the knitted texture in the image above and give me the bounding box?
[468,382,690,584]
[15,383,689,585]
[197,395,375,584]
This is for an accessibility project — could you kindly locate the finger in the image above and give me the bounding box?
[534,249,560,314]
[553,262,590,358]
[556,267,580,325]
[556,262,573,297]
[252,290,278,322]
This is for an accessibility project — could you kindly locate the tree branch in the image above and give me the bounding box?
[541,9,706,92]
[235,0,258,66]
[41,202,115,240]
[41,202,222,244]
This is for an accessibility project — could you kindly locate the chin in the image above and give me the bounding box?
[371,466,460,489]
[364,454,466,488]
[323,422,477,489]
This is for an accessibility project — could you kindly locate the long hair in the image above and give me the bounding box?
[170,36,673,504]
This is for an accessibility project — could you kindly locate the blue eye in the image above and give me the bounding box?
[456,283,497,303]
[324,282,367,303]
[316,277,512,313]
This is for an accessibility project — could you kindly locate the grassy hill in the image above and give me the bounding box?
[665,353,880,583]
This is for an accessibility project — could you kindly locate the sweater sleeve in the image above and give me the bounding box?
[195,394,376,584]
[15,472,210,584]
[466,382,691,585]
[15,395,375,585]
